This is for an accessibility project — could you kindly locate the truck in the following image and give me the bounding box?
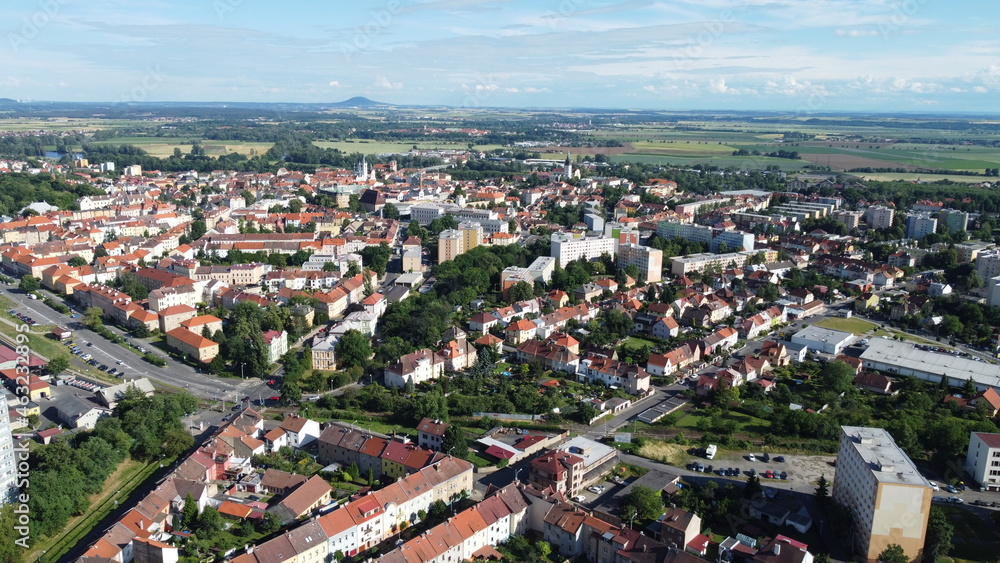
[705,444,717,460]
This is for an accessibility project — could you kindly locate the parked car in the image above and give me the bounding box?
[944,485,959,494]
[779,471,788,480]
[973,499,989,506]
[774,456,785,463]
[747,454,756,462]
[928,482,940,491]
[948,496,964,504]
[763,470,774,479]
[572,495,586,502]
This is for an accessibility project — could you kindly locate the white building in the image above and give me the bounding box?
[977,249,1000,281]
[617,243,663,283]
[905,213,937,240]
[656,221,755,252]
[966,432,1000,491]
[550,232,617,267]
[0,394,17,503]
[384,349,446,388]
[865,205,895,230]
[790,326,855,356]
[831,426,931,563]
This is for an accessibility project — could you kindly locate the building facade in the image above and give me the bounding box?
[0,394,17,504]
[617,243,663,283]
[831,426,931,563]
[550,232,618,268]
[966,432,1000,492]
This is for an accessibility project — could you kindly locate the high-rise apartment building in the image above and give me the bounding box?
[831,426,931,563]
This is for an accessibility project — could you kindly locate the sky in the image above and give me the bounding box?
[3,0,1000,112]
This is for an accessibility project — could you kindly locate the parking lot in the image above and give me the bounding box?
[681,448,838,485]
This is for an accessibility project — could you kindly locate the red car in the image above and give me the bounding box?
[763,470,774,479]
[268,396,280,401]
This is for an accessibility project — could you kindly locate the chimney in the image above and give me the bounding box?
[773,543,781,555]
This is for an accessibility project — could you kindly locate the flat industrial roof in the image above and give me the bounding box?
[859,338,1000,389]
[841,426,929,487]
[791,326,855,345]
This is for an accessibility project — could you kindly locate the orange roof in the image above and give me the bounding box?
[165,327,217,350]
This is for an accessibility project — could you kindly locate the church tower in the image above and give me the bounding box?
[564,153,573,180]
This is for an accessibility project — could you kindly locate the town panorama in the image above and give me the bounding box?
[1,100,1000,563]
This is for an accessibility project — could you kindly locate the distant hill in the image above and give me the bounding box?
[0,98,19,105]
[332,97,390,108]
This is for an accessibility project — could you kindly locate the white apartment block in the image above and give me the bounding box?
[670,249,776,276]
[617,243,663,283]
[409,202,497,225]
[0,394,17,504]
[832,210,862,231]
[656,221,754,252]
[831,426,931,563]
[865,205,895,230]
[550,232,618,267]
[906,213,938,240]
[966,432,1000,491]
[977,249,1000,281]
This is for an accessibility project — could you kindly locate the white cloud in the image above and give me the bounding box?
[973,86,988,93]
[835,29,877,37]
[643,85,656,91]
[708,78,728,94]
[328,81,342,87]
[374,75,402,89]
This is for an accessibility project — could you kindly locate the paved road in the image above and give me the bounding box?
[1,286,267,401]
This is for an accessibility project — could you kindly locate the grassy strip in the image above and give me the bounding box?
[32,457,165,563]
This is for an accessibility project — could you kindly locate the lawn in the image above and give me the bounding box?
[622,336,657,351]
[940,505,1000,562]
[813,317,877,335]
[871,328,940,346]
[675,411,772,434]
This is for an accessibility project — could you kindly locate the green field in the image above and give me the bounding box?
[814,317,878,335]
[675,411,772,434]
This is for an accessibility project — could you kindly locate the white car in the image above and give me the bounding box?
[747,454,756,462]
[571,495,586,502]
[928,482,940,491]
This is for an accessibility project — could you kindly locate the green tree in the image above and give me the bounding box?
[815,474,830,506]
[181,493,199,530]
[923,507,953,562]
[189,219,207,241]
[18,275,39,292]
[507,281,534,303]
[47,355,69,375]
[622,485,664,521]
[877,544,908,563]
[744,474,763,500]
[383,202,400,220]
[819,360,856,394]
[83,306,104,329]
[336,329,372,370]
[441,425,468,459]
[68,256,87,267]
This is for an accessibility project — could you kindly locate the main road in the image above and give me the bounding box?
[1,285,269,401]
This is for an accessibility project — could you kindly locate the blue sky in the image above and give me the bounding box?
[3,0,1000,111]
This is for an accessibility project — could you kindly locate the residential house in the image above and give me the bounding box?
[384,349,446,388]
